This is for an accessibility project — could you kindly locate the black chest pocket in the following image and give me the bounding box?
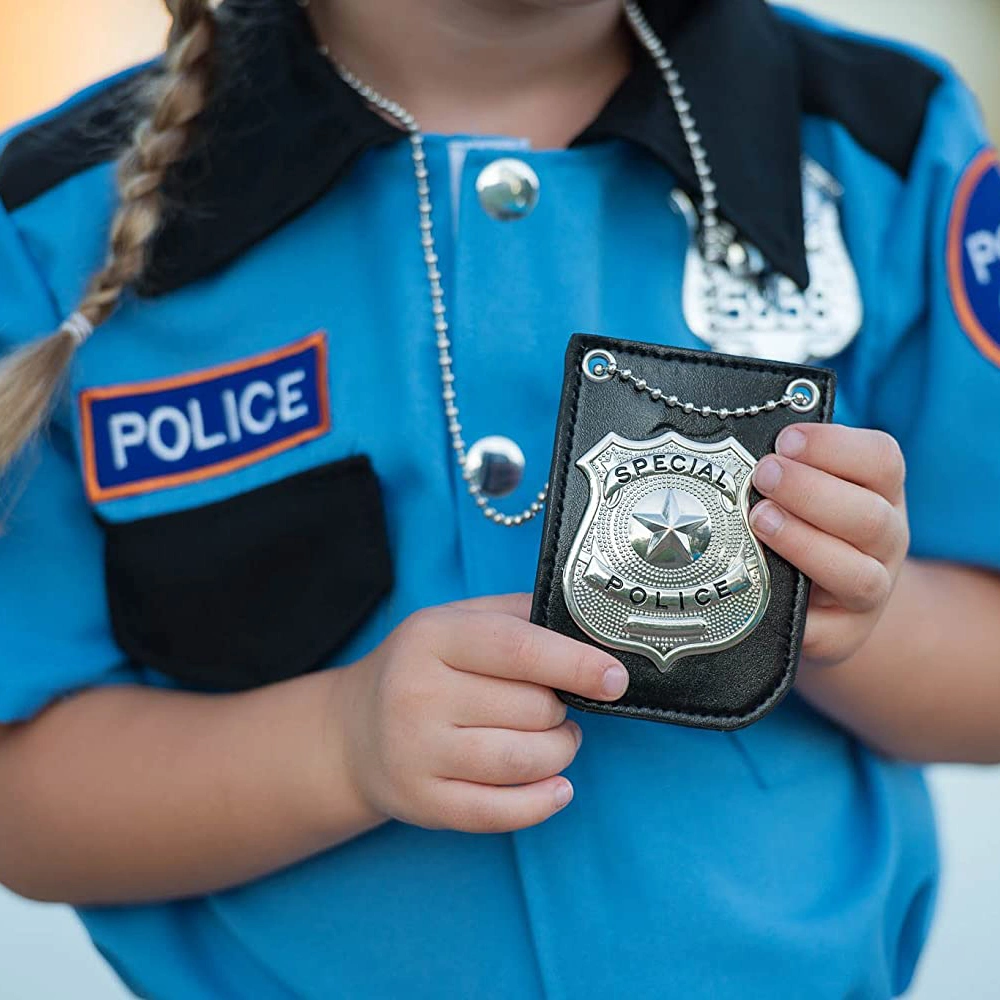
[98,456,393,691]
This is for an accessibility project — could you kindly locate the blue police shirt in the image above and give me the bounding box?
[2,1,999,997]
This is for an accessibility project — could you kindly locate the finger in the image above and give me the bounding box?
[808,585,840,610]
[774,424,906,502]
[450,672,568,731]
[443,593,532,619]
[750,501,893,613]
[443,721,582,786]
[432,611,629,702]
[752,456,907,561]
[800,605,863,666]
[432,775,574,834]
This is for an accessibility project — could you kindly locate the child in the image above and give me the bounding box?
[0,0,998,996]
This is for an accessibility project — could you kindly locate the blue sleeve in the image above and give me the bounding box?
[0,201,136,722]
[863,74,1000,573]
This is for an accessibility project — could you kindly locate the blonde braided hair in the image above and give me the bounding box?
[0,0,216,472]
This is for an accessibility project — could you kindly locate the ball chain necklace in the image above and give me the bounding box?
[301,0,781,528]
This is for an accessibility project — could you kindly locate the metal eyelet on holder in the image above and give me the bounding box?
[582,349,617,382]
[785,378,821,414]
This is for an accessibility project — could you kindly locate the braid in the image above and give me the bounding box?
[79,0,215,328]
[0,0,216,473]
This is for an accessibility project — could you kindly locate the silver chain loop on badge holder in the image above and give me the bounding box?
[307,0,819,525]
[580,348,821,418]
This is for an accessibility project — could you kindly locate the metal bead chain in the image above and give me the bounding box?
[582,348,821,415]
[623,1,729,265]
[318,0,742,525]
[600,358,795,418]
[334,64,549,527]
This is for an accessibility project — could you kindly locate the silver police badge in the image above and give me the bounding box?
[673,158,863,364]
[562,430,771,672]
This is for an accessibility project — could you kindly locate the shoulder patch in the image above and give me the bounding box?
[0,69,150,213]
[78,332,331,503]
[787,20,943,177]
[949,149,1000,366]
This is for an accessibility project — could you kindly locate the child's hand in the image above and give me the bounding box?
[339,594,628,834]
[749,424,910,668]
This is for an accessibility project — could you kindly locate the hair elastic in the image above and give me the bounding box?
[60,311,95,346]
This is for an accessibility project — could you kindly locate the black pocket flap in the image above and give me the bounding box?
[99,456,393,691]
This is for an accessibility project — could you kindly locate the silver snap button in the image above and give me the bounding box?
[476,159,540,221]
[466,435,526,498]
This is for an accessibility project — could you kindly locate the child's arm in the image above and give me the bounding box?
[0,668,379,905]
[0,595,622,906]
[750,422,1000,763]
[795,558,1000,763]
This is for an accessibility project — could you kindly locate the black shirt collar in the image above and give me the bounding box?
[144,0,807,296]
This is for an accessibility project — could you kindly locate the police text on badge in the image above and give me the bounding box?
[563,429,771,672]
[78,333,330,503]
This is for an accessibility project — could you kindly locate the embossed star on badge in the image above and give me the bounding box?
[628,488,712,569]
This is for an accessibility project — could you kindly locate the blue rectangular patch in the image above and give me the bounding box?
[79,332,330,503]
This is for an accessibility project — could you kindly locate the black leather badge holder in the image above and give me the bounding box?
[531,334,836,731]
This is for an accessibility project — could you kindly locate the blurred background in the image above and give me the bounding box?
[0,0,998,997]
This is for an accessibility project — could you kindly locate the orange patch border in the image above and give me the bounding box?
[947,147,1000,367]
[79,331,331,504]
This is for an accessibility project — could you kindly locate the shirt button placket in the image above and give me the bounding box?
[450,147,553,596]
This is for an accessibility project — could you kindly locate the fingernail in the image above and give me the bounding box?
[753,456,783,493]
[776,427,807,458]
[554,780,574,809]
[751,501,784,536]
[602,663,629,699]
[568,721,583,748]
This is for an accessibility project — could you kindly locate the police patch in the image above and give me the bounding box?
[948,148,1000,365]
[79,332,330,503]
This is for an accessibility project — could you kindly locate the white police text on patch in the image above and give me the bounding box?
[967,224,1000,285]
[108,369,310,471]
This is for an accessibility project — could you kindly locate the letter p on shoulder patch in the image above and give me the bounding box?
[79,332,330,503]
[949,148,1000,366]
